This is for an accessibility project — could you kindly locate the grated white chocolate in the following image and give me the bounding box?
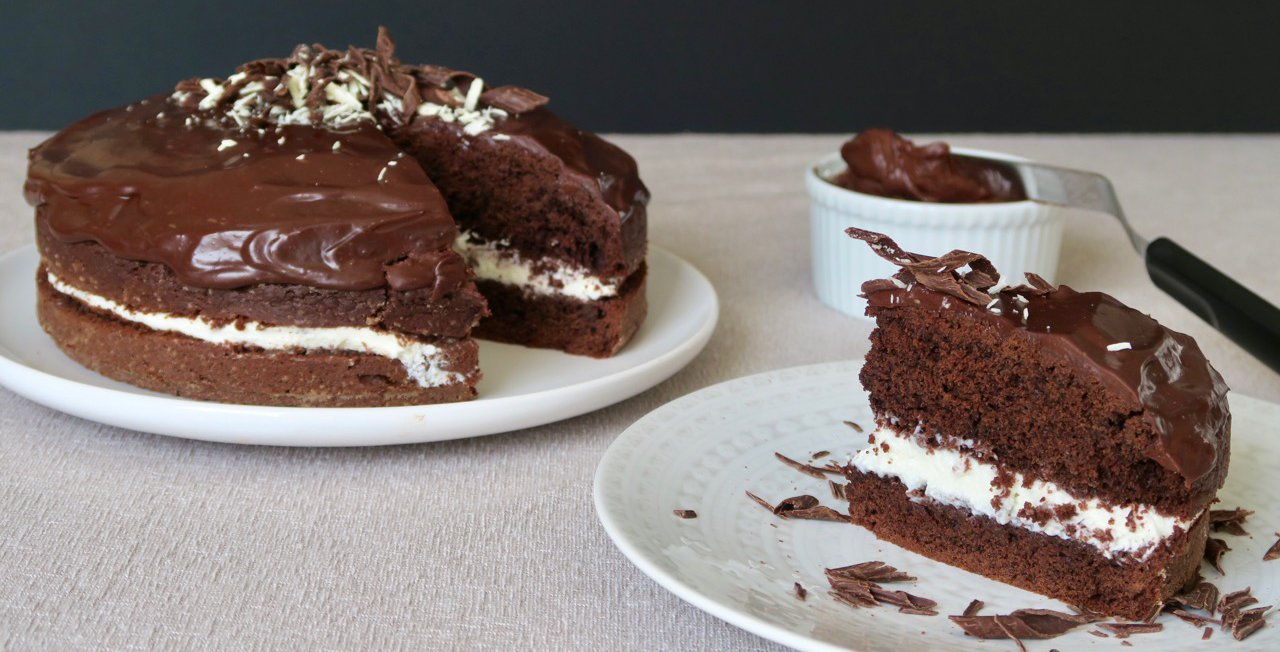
[46,273,465,389]
[849,420,1197,561]
[453,231,620,301]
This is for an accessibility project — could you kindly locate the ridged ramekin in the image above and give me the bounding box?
[805,148,1065,320]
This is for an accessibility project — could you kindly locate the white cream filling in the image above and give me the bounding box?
[849,422,1196,561]
[47,273,464,389]
[453,231,620,301]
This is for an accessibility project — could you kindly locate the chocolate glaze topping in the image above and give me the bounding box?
[836,129,1026,203]
[849,228,1230,485]
[26,97,464,293]
[24,28,647,291]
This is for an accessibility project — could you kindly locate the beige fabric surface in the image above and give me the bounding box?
[2,132,1278,651]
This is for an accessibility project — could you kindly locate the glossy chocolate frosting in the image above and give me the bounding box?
[26,96,465,294]
[836,129,1026,203]
[25,29,646,292]
[849,228,1230,486]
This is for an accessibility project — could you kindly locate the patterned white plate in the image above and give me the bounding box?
[594,361,1279,651]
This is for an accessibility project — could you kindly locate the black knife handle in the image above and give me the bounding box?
[1146,236,1280,373]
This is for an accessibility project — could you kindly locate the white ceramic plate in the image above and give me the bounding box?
[595,361,1278,651]
[0,244,717,446]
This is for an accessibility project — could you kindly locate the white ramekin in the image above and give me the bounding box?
[805,147,1065,320]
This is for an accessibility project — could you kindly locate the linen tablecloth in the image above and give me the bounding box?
[2,133,1278,650]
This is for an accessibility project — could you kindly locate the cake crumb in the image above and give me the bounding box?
[794,582,807,601]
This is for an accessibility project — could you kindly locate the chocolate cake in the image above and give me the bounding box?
[24,30,647,406]
[841,228,1231,620]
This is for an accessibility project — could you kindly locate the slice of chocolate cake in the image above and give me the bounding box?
[841,228,1230,620]
[23,29,648,407]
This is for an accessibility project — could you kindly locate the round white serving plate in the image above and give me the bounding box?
[595,361,1278,651]
[0,245,718,446]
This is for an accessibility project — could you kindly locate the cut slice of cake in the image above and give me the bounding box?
[842,228,1231,620]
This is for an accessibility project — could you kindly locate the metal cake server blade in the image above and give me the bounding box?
[957,155,1280,374]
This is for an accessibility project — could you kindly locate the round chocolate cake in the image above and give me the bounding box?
[24,29,648,407]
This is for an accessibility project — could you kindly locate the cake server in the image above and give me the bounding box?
[957,155,1280,374]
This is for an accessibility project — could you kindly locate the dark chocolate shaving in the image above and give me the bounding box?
[1097,623,1163,638]
[1230,607,1269,640]
[826,561,915,583]
[829,588,879,609]
[1202,626,1213,639]
[1264,534,1280,561]
[828,480,845,501]
[962,599,984,617]
[172,27,537,130]
[774,452,829,479]
[948,609,1098,641]
[794,582,807,601]
[1088,629,1109,638]
[772,495,819,515]
[898,607,939,616]
[480,85,549,114]
[745,491,774,512]
[1205,537,1231,574]
[1219,587,1256,614]
[1023,272,1055,293]
[842,420,863,433]
[672,509,697,519]
[1171,581,1220,614]
[871,587,937,612]
[810,451,830,460]
[1209,508,1253,536]
[780,506,850,522]
[1167,608,1221,627]
[846,228,1000,306]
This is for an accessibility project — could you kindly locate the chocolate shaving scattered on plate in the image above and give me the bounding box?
[810,451,830,460]
[826,561,916,583]
[672,509,697,519]
[1167,608,1221,627]
[1209,508,1253,536]
[842,420,863,433]
[774,452,828,479]
[1096,623,1163,638]
[793,582,807,601]
[1202,626,1213,639]
[962,599,984,617]
[1219,587,1256,614]
[948,609,1098,644]
[772,495,819,515]
[744,491,774,512]
[780,506,849,522]
[1264,534,1280,561]
[1088,629,1109,638]
[1171,580,1220,614]
[1230,607,1270,641]
[1205,537,1231,574]
[827,480,845,501]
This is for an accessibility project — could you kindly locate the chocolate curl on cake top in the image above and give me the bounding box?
[846,228,1229,488]
[172,26,548,133]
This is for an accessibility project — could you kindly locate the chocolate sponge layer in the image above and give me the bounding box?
[842,466,1207,621]
[861,303,1223,517]
[37,271,479,407]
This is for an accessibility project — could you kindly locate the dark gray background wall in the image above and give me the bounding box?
[4,2,1278,133]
